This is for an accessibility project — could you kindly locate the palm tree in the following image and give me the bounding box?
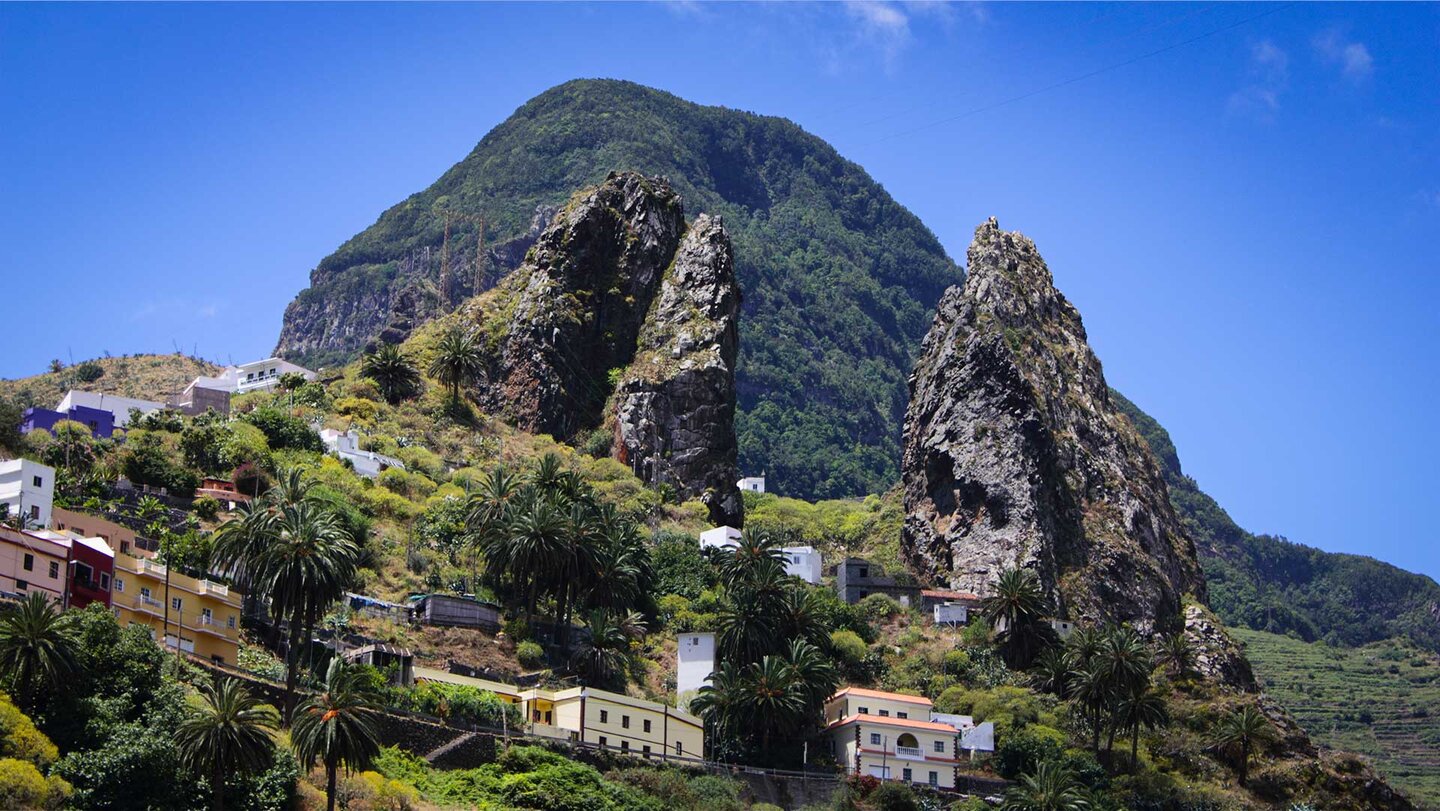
[0,594,76,711]
[500,492,568,628]
[999,761,1092,811]
[1068,660,1113,754]
[136,494,167,525]
[1029,647,1077,698]
[571,609,643,687]
[983,567,1056,669]
[1156,632,1195,680]
[1117,688,1169,765]
[175,678,281,811]
[360,343,422,404]
[739,655,807,759]
[1212,704,1275,786]
[1094,625,1154,752]
[427,324,485,402]
[291,658,381,811]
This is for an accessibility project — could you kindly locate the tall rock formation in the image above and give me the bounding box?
[477,172,685,441]
[612,214,743,527]
[902,218,1205,629]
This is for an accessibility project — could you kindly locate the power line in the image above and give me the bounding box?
[865,3,1295,146]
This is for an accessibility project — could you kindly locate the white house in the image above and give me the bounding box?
[933,602,969,626]
[781,545,822,584]
[699,525,742,551]
[319,429,405,479]
[190,358,318,396]
[0,459,55,528]
[676,632,716,699]
[56,390,166,428]
[737,476,765,494]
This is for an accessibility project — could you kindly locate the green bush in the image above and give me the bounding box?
[868,781,919,811]
[993,724,1066,779]
[191,496,221,521]
[651,531,715,600]
[0,757,69,809]
[241,406,323,453]
[856,593,902,622]
[829,629,868,664]
[517,641,546,669]
[397,446,447,480]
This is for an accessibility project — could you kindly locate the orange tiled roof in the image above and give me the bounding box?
[828,686,933,706]
[825,713,958,734]
[921,589,981,600]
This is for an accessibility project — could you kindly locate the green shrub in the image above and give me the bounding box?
[651,531,715,600]
[333,396,379,422]
[397,446,447,480]
[857,593,902,622]
[241,406,323,452]
[994,724,1066,779]
[869,781,919,811]
[517,641,546,669]
[829,629,868,664]
[0,757,69,809]
[191,496,221,521]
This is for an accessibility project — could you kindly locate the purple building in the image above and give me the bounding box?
[21,405,115,438]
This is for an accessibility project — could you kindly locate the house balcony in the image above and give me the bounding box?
[895,746,925,761]
[137,559,167,577]
[198,581,228,597]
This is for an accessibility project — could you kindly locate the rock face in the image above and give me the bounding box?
[480,173,685,440]
[613,214,743,527]
[901,218,1206,630]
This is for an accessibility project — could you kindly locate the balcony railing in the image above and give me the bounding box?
[895,746,925,761]
[139,596,163,608]
[198,581,229,597]
[198,614,213,626]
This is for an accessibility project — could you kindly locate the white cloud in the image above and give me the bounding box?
[1228,40,1289,119]
[844,0,912,66]
[1313,29,1373,82]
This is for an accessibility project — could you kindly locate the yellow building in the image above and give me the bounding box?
[110,552,244,664]
[521,686,704,760]
[823,687,962,789]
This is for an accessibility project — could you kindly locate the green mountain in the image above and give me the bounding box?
[276,79,961,499]
[1114,390,1440,653]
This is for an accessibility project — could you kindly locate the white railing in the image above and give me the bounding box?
[138,559,167,577]
[199,615,213,626]
[199,581,229,597]
[895,745,925,760]
[139,595,163,608]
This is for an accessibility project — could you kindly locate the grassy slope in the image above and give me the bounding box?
[0,354,219,409]
[1233,627,1440,807]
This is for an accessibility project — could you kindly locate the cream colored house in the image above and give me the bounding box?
[823,687,962,788]
[111,552,244,664]
[522,686,704,760]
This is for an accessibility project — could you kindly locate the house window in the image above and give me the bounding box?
[897,712,907,719]
[22,554,32,572]
[859,706,869,715]
[902,768,912,782]
[227,615,236,629]
[201,607,213,625]
[140,586,151,599]
[172,597,183,611]
[858,567,869,578]
[599,710,608,723]
[643,719,651,733]
[878,709,889,717]
[675,741,683,755]
[48,561,59,579]
[28,506,38,521]
[598,736,608,748]
[620,740,629,752]
[100,573,110,590]
[15,580,27,591]
[933,740,945,753]
[115,578,125,593]
[643,745,651,755]
[870,733,882,745]
[928,771,938,786]
[31,476,42,488]
[622,715,630,729]
[120,541,130,554]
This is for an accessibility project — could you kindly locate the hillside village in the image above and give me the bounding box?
[0,210,1421,811]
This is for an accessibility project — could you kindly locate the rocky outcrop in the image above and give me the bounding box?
[479,172,685,440]
[613,214,743,527]
[1183,604,1257,691]
[901,218,1206,631]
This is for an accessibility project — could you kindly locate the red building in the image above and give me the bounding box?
[62,535,114,610]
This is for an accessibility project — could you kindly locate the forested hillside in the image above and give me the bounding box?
[1114,390,1440,653]
[276,79,961,500]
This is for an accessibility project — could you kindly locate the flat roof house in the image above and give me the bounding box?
[835,557,921,607]
[0,459,54,529]
[111,551,244,664]
[522,686,704,761]
[21,404,115,438]
[56,390,167,428]
[0,525,69,603]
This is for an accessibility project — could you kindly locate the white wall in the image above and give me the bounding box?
[676,632,716,697]
[782,546,822,584]
[699,526,741,550]
[57,391,166,427]
[231,358,317,393]
[933,603,969,625]
[0,459,55,528]
[737,476,765,493]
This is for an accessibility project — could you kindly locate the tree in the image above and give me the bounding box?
[213,469,360,721]
[1028,648,1076,699]
[999,761,1092,811]
[427,324,485,402]
[175,678,280,811]
[1093,625,1153,752]
[1155,632,1194,680]
[291,659,381,811]
[1116,688,1168,765]
[360,344,423,404]
[983,567,1057,669]
[0,595,77,712]
[571,609,643,688]
[1212,704,1275,786]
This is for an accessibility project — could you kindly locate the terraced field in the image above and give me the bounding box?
[1233,627,1440,808]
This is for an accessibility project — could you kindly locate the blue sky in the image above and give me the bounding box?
[2,3,1437,580]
